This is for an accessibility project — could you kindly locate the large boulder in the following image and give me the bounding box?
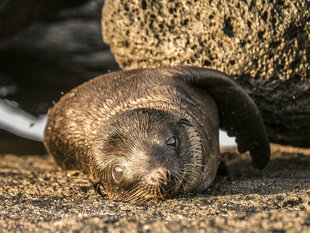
[102,0,310,148]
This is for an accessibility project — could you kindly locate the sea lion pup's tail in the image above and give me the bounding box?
[179,66,271,169]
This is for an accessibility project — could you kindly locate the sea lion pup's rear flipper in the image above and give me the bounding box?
[181,66,270,169]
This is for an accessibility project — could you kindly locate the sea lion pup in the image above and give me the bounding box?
[44,66,270,202]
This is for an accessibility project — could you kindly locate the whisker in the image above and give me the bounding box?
[183,163,207,168]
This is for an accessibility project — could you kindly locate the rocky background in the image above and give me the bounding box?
[0,0,309,148]
[0,0,309,147]
[102,0,310,148]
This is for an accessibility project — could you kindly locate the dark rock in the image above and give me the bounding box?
[0,130,46,155]
[101,0,310,148]
[0,0,88,39]
[0,0,119,115]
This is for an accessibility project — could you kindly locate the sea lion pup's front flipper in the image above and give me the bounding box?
[180,66,270,169]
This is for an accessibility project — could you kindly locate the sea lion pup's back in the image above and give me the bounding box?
[44,66,270,202]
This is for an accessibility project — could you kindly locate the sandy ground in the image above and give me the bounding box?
[1,145,310,232]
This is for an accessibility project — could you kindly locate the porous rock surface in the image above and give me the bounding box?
[101,0,310,148]
[1,146,310,232]
[102,0,309,80]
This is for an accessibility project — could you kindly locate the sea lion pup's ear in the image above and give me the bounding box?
[180,66,270,169]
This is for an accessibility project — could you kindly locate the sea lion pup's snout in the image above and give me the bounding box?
[147,166,171,186]
[90,108,192,202]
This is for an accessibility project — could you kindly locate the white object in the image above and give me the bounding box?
[0,99,47,142]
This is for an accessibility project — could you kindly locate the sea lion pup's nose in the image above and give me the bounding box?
[149,167,171,185]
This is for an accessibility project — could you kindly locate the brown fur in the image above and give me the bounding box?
[44,66,269,202]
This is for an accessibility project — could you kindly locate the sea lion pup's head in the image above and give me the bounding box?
[90,108,215,202]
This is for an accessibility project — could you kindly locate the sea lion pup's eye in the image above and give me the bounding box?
[166,136,177,148]
[112,165,124,183]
